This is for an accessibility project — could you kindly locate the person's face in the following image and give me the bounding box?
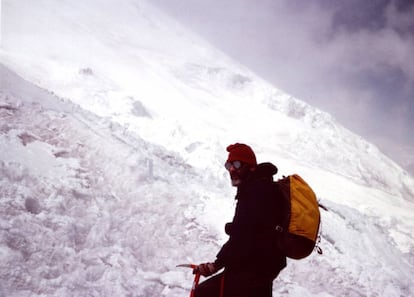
[224,161,251,187]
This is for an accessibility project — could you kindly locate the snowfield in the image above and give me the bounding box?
[1,1,414,296]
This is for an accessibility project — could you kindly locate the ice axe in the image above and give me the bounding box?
[177,264,200,297]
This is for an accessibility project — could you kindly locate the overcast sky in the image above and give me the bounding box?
[152,0,414,172]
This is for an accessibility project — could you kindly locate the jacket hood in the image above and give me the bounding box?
[235,162,278,199]
[255,162,278,178]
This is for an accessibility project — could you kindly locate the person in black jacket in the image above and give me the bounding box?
[194,143,286,297]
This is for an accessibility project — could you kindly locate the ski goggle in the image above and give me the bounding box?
[224,160,242,170]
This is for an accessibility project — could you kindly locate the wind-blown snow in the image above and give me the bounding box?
[1,0,413,296]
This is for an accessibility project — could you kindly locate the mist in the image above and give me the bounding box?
[152,0,414,174]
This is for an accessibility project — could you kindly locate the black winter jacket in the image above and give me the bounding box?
[215,162,287,279]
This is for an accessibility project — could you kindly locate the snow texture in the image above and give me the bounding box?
[0,0,413,296]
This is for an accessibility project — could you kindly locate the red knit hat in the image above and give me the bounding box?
[226,143,257,166]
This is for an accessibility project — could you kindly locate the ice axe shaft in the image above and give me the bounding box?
[190,273,200,297]
[177,264,200,297]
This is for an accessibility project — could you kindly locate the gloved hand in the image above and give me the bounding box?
[193,262,218,277]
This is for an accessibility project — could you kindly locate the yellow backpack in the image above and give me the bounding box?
[274,174,322,259]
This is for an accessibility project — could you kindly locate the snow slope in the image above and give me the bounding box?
[1,0,414,296]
